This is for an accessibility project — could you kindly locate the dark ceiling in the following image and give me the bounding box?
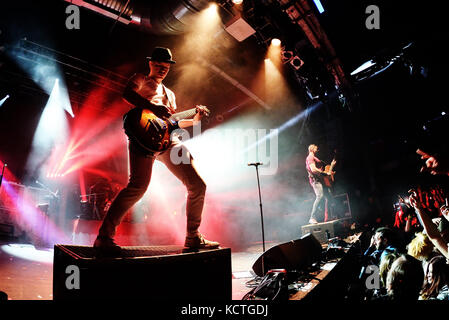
[1,0,446,106]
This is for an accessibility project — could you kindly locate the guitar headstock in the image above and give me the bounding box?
[196,105,210,117]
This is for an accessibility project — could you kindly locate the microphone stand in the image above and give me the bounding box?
[249,162,266,276]
[0,163,6,190]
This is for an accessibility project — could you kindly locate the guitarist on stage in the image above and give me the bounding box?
[305,144,336,224]
[94,47,219,255]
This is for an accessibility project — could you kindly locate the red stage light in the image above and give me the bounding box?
[44,87,128,180]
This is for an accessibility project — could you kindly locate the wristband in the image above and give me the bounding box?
[168,119,179,130]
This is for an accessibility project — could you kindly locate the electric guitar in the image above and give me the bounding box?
[123,105,210,153]
[323,159,337,187]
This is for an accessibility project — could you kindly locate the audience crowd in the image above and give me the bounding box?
[351,150,449,301]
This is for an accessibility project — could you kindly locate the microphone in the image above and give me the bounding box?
[248,162,263,166]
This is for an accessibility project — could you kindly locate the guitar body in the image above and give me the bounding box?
[322,156,337,187]
[123,107,174,153]
[123,105,210,153]
[323,164,335,187]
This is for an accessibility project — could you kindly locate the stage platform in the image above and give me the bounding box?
[0,232,362,301]
[0,240,262,300]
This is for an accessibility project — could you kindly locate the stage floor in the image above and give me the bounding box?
[0,240,271,300]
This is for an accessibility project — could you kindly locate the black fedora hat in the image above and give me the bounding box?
[146,47,176,64]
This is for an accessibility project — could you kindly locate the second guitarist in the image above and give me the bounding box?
[306,144,337,224]
[93,47,219,255]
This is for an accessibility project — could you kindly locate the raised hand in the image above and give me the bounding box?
[408,188,423,210]
[416,149,449,176]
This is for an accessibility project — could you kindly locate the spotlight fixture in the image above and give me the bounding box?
[206,2,218,14]
[232,0,243,4]
[312,0,325,14]
[281,50,294,63]
[280,48,304,70]
[290,56,304,70]
[271,38,281,46]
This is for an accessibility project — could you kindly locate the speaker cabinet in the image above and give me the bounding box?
[252,233,322,276]
[301,218,352,244]
[53,245,232,300]
[332,193,352,219]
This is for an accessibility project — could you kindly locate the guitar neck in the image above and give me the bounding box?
[169,108,197,122]
[330,156,337,170]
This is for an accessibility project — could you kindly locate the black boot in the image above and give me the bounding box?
[93,236,122,257]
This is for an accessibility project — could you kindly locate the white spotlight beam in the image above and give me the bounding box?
[244,101,321,152]
[25,79,70,179]
[0,94,10,107]
[200,60,272,110]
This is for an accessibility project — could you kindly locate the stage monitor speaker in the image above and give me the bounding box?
[252,233,322,277]
[53,245,232,300]
[301,218,351,244]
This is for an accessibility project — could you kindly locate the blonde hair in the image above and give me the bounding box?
[308,144,318,153]
[379,251,400,288]
[386,254,424,300]
[407,232,434,261]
